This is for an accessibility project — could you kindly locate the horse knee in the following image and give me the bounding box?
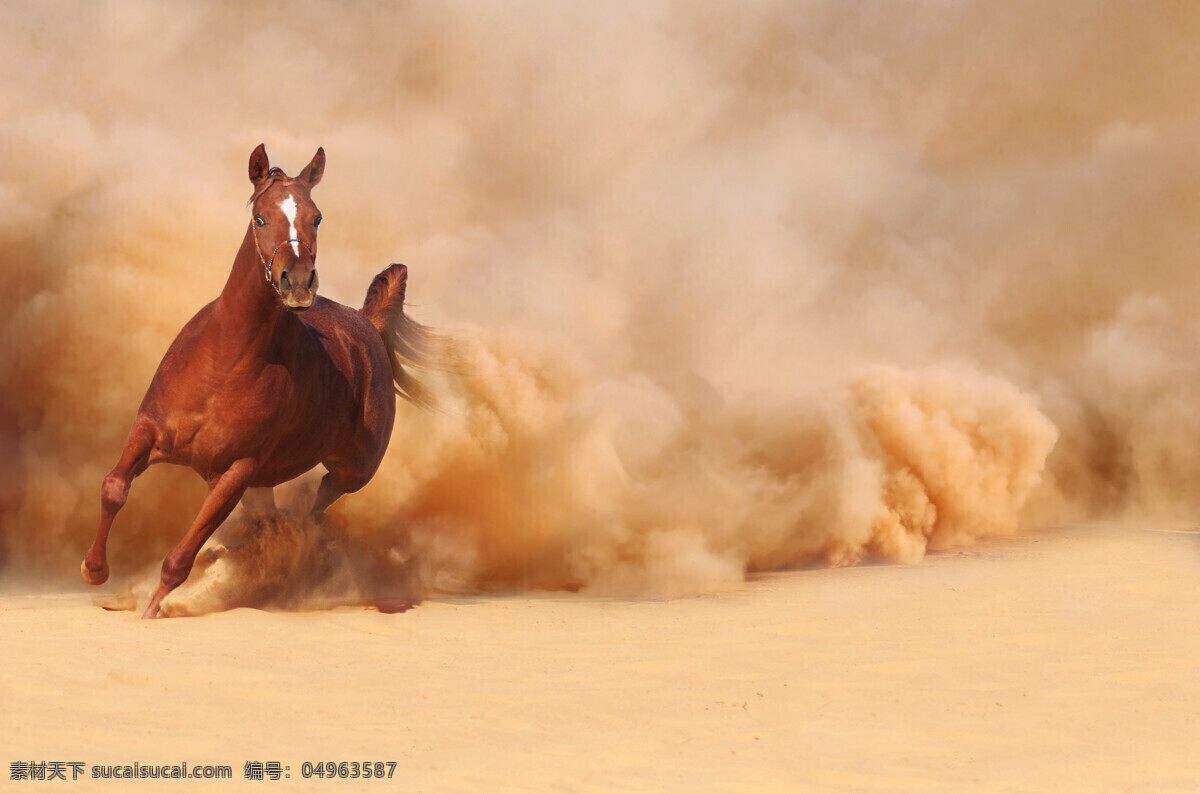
[100,472,131,513]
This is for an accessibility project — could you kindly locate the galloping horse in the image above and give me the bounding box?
[81,144,434,618]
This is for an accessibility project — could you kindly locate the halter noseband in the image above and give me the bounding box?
[251,219,316,298]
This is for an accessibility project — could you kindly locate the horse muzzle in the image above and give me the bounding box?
[279,266,318,311]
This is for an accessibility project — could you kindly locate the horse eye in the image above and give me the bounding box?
[255,216,265,227]
[313,216,322,228]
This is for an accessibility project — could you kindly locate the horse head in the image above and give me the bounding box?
[247,143,325,311]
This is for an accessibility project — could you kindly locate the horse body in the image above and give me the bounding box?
[141,271,394,488]
[82,145,427,618]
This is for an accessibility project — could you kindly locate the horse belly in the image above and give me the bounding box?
[171,379,340,483]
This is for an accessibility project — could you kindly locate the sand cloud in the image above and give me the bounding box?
[1,2,1195,611]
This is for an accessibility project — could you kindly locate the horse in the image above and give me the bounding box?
[81,144,437,618]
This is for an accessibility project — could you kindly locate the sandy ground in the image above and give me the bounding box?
[2,525,1198,793]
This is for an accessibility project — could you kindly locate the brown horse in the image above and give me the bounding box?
[81,144,435,618]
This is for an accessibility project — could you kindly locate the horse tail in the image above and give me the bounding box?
[362,263,442,409]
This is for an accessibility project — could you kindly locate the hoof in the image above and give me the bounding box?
[81,559,109,586]
[142,587,167,619]
[373,598,415,614]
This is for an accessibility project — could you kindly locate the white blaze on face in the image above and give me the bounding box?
[279,194,300,257]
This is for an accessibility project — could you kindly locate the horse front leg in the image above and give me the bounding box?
[143,458,257,619]
[81,419,157,585]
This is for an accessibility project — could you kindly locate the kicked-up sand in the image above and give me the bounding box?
[2,524,1197,792]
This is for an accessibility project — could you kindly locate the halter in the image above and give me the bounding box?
[251,218,316,298]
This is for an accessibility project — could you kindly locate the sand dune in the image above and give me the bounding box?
[4,525,1197,792]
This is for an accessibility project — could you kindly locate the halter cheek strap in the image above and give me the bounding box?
[251,220,316,297]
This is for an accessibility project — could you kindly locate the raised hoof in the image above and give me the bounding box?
[80,559,109,586]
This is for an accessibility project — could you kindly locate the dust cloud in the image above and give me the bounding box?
[1,2,1197,611]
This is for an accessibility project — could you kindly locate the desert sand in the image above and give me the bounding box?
[3,525,1197,793]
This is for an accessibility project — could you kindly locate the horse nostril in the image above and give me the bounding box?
[307,270,316,289]
[280,271,291,293]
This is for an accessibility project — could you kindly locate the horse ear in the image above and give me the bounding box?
[249,144,270,186]
[302,147,325,187]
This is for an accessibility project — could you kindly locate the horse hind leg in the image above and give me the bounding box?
[240,487,277,513]
[309,472,351,518]
[143,458,257,619]
[81,420,157,586]
[311,462,416,614]
[309,463,375,518]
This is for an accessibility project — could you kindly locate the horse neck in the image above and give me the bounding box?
[210,226,288,360]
